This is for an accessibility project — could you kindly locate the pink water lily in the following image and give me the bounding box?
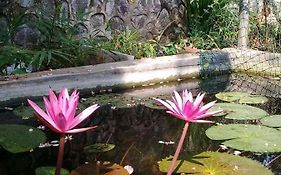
[156,89,222,123]
[28,88,100,175]
[28,88,99,134]
[156,90,222,175]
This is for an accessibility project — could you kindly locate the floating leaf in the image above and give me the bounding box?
[260,115,281,128]
[215,92,268,104]
[158,152,273,174]
[206,124,281,152]
[35,166,69,175]
[0,124,46,153]
[70,161,129,175]
[13,101,44,119]
[84,143,115,153]
[210,103,268,120]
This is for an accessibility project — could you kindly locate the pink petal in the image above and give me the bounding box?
[70,90,79,99]
[28,99,61,132]
[34,113,62,133]
[43,97,61,126]
[65,96,78,122]
[187,91,193,103]
[182,90,190,104]
[173,91,183,110]
[166,111,186,121]
[155,98,175,113]
[196,110,223,119]
[183,101,193,116]
[199,101,216,113]
[56,113,67,132]
[69,104,99,129]
[66,125,98,134]
[192,119,214,123]
[43,97,55,118]
[193,93,205,109]
[165,100,181,114]
[58,89,69,115]
[48,89,60,116]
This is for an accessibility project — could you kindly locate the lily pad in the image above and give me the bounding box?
[0,124,46,153]
[35,166,69,175]
[210,103,268,120]
[158,152,273,174]
[206,124,281,152]
[84,143,115,153]
[215,92,268,104]
[260,115,281,128]
[13,101,44,119]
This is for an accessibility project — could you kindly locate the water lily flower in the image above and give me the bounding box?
[155,90,222,175]
[28,88,99,175]
[156,90,221,123]
[28,88,99,134]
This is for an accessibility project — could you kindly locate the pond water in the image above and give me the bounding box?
[0,73,280,175]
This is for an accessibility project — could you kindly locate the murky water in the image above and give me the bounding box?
[0,73,280,175]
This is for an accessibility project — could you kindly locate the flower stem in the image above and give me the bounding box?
[55,134,65,175]
[167,122,189,175]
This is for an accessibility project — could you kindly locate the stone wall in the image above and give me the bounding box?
[0,0,185,45]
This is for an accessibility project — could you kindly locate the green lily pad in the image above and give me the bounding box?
[206,124,281,152]
[35,166,69,175]
[158,152,273,174]
[260,115,281,128]
[210,103,268,120]
[215,92,268,104]
[0,124,46,153]
[84,143,115,153]
[13,101,44,119]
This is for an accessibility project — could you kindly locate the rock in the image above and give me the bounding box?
[13,24,40,48]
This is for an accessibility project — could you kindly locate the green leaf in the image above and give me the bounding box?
[35,166,69,175]
[206,124,281,152]
[13,101,44,119]
[260,115,281,128]
[158,152,273,174]
[215,92,268,104]
[0,124,46,153]
[84,143,115,153]
[210,103,268,120]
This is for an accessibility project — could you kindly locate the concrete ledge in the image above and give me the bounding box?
[0,53,200,104]
[1,48,280,105]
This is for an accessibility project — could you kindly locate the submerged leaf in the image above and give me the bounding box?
[158,152,273,174]
[35,166,69,175]
[210,103,268,120]
[0,124,46,153]
[206,124,281,152]
[215,92,268,104]
[82,94,141,109]
[70,161,129,175]
[84,143,115,153]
